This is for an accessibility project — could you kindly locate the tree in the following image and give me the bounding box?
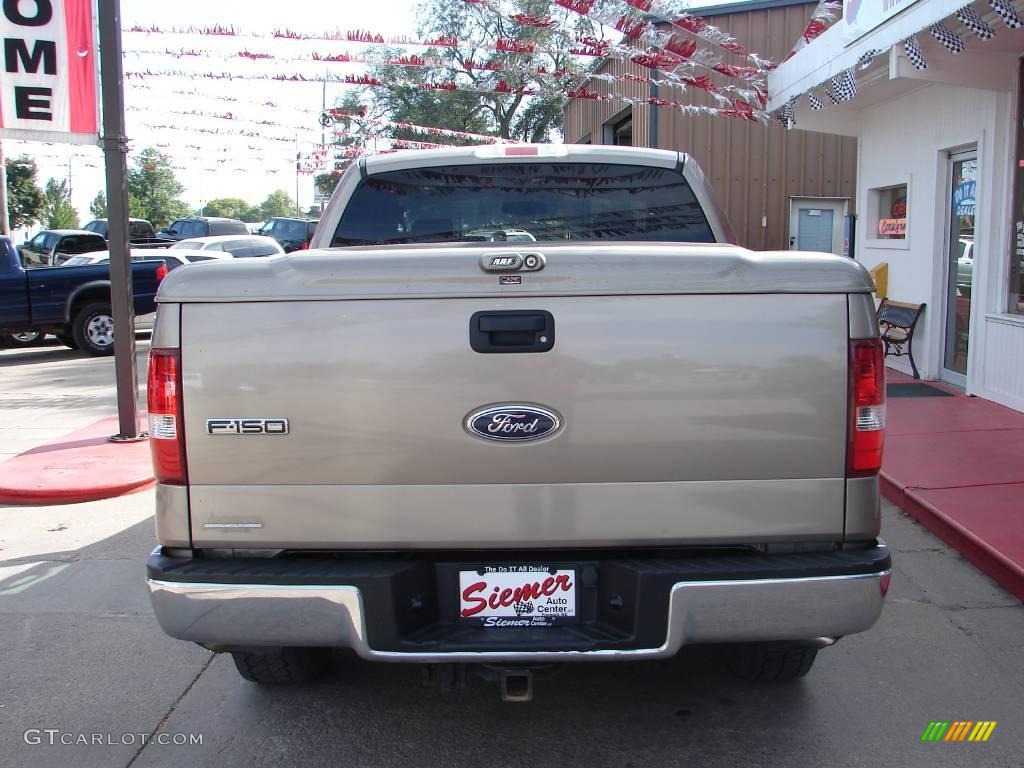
[365,0,600,142]
[126,148,191,229]
[203,197,261,221]
[5,156,44,229]
[314,172,342,198]
[42,179,79,229]
[259,189,295,219]
[89,191,107,219]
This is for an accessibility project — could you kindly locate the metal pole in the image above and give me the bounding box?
[0,139,10,236]
[98,0,141,441]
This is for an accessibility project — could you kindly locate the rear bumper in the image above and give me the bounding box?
[147,543,891,662]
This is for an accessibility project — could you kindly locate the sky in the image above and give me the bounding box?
[8,0,424,230]
[6,0,746,233]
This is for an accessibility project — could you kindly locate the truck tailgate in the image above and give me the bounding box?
[173,248,857,548]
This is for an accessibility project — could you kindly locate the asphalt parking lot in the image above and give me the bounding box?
[1,344,1023,768]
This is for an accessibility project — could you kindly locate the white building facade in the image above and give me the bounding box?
[770,0,1024,412]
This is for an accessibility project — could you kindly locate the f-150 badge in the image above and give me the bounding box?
[465,405,561,442]
[206,419,289,435]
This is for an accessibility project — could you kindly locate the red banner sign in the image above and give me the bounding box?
[0,0,99,142]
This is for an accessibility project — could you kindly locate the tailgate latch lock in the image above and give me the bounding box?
[470,310,554,354]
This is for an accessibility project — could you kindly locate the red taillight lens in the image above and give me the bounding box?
[301,240,309,250]
[848,338,885,477]
[505,145,539,156]
[155,262,168,281]
[147,348,187,485]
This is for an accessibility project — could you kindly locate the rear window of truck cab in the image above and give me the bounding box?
[331,162,715,246]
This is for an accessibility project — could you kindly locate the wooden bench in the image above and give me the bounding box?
[877,299,926,379]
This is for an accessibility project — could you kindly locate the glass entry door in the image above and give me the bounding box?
[942,152,977,386]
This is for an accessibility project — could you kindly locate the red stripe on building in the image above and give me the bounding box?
[64,0,98,134]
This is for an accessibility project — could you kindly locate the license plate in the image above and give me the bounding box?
[458,567,576,627]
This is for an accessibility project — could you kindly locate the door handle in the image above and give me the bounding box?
[470,310,554,353]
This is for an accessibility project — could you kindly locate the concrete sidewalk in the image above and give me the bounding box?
[882,369,1024,601]
[0,340,154,505]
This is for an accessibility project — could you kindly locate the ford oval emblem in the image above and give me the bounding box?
[465,404,562,442]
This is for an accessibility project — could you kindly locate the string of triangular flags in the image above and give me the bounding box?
[775,0,1022,127]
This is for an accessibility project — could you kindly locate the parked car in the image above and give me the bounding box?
[0,235,166,355]
[168,235,284,258]
[60,250,232,332]
[465,229,537,242]
[81,217,170,250]
[157,217,249,242]
[956,238,973,296]
[61,250,231,271]
[146,145,890,696]
[17,230,108,268]
[258,217,319,252]
[82,218,157,240]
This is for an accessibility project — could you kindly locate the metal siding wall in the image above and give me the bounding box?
[564,2,857,251]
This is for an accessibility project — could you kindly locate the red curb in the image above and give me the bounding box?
[0,416,155,506]
[880,471,1024,602]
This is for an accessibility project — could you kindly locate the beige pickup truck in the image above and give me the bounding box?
[146,145,890,700]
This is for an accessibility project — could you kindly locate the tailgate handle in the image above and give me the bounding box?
[470,310,554,354]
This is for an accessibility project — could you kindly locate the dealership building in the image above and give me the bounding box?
[769,0,1024,411]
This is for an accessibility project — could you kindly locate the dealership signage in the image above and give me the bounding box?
[878,218,907,236]
[0,0,98,142]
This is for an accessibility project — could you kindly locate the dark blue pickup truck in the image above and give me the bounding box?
[0,235,166,356]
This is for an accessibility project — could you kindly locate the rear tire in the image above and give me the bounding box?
[231,647,330,684]
[71,302,115,356]
[719,642,819,682]
[54,333,79,349]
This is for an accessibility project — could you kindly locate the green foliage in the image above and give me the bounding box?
[259,189,295,219]
[5,156,44,229]
[42,179,79,229]
[314,172,341,198]
[89,191,107,219]
[203,197,261,221]
[360,0,597,142]
[126,148,191,229]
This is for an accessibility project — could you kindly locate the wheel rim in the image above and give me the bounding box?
[85,314,114,348]
[12,331,41,343]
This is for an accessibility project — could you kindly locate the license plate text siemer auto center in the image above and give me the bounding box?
[459,567,576,627]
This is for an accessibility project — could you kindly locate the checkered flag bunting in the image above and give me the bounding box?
[930,22,966,53]
[808,92,824,110]
[856,49,884,69]
[956,6,996,39]
[903,34,927,69]
[775,99,797,129]
[825,87,841,104]
[831,69,857,101]
[989,0,1022,28]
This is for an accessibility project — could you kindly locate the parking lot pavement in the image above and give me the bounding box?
[0,338,150,461]
[1,491,1021,768]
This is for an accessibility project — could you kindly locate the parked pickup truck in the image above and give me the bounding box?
[0,236,167,355]
[146,145,890,700]
[82,218,172,251]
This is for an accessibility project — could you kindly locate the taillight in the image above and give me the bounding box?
[505,145,539,156]
[148,348,187,485]
[300,240,309,250]
[847,338,885,477]
[155,262,168,281]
